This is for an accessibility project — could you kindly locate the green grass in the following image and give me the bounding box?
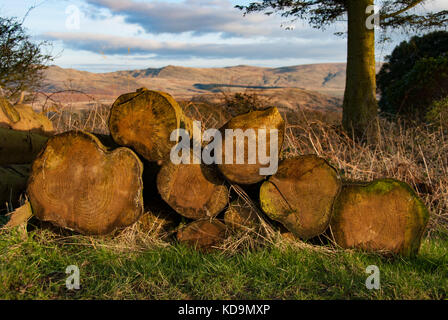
[0,228,447,300]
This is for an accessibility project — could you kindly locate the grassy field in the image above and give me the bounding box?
[0,225,447,300]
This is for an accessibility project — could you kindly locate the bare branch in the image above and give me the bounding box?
[382,0,426,19]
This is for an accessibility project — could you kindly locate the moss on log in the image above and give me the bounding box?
[217,107,285,185]
[27,131,144,235]
[157,160,229,220]
[330,179,429,257]
[260,155,341,240]
[0,97,54,135]
[177,219,227,250]
[108,88,192,163]
[0,165,30,210]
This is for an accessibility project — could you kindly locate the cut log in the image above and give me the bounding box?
[108,88,192,163]
[217,107,285,185]
[157,159,229,220]
[27,131,144,235]
[259,155,341,240]
[329,179,429,257]
[224,199,259,232]
[0,165,30,210]
[0,128,49,165]
[177,219,227,250]
[0,97,54,135]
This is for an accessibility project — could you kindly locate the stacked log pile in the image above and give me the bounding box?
[0,88,430,257]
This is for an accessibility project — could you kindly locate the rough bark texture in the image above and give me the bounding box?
[0,128,49,165]
[27,131,144,235]
[330,179,429,257]
[224,199,259,231]
[217,107,285,185]
[177,219,227,250]
[260,155,341,240]
[342,0,378,142]
[157,160,229,220]
[0,97,54,135]
[0,164,30,210]
[108,88,193,163]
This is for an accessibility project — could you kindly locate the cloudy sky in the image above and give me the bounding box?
[1,0,446,72]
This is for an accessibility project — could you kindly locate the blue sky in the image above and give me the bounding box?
[1,0,446,73]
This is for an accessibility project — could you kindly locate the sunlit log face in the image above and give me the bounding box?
[108,88,192,163]
[217,107,285,185]
[0,96,54,135]
[330,179,430,257]
[260,155,342,240]
[157,157,229,220]
[27,131,144,235]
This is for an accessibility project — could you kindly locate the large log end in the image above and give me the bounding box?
[108,88,192,162]
[157,161,229,220]
[260,155,341,240]
[217,107,285,185]
[330,179,429,257]
[27,131,144,235]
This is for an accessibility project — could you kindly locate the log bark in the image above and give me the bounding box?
[330,179,429,257]
[108,88,193,163]
[157,159,229,220]
[0,165,30,211]
[27,131,144,235]
[0,128,49,165]
[0,97,54,135]
[217,107,285,185]
[177,219,227,250]
[260,155,341,240]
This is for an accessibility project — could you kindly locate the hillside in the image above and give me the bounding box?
[40,63,353,113]
[43,63,348,98]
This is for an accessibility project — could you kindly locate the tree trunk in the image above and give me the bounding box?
[0,165,30,211]
[259,155,341,240]
[27,131,144,235]
[342,0,378,143]
[330,179,429,257]
[108,88,193,163]
[0,128,49,165]
[157,159,229,220]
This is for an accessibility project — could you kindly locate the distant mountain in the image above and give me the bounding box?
[41,63,383,114]
[43,63,348,97]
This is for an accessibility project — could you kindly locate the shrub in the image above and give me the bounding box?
[377,31,448,119]
[426,96,448,128]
